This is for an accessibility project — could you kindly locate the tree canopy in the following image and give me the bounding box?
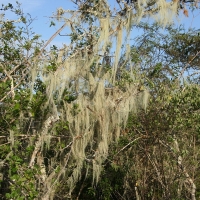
[0,1,200,199]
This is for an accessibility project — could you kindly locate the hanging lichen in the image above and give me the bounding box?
[28,0,183,198]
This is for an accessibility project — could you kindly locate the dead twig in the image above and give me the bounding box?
[114,136,142,156]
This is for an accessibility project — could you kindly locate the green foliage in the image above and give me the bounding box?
[0,1,200,200]
[6,153,39,200]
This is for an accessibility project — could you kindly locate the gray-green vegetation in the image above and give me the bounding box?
[0,1,200,199]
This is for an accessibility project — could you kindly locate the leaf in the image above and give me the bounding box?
[183,9,189,17]
[50,21,56,27]
[13,103,20,111]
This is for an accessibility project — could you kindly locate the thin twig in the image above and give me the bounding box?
[114,136,142,156]
[178,51,200,79]
[38,22,67,57]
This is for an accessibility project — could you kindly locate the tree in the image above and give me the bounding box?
[0,0,199,199]
[72,22,200,200]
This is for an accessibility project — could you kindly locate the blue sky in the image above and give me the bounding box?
[1,0,76,46]
[1,0,200,47]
